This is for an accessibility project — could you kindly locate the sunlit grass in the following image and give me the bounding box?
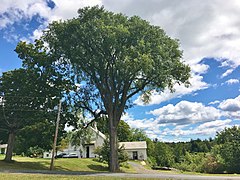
[0,155,134,172]
[0,173,164,180]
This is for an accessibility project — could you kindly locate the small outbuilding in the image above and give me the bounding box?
[0,144,7,154]
[119,141,147,160]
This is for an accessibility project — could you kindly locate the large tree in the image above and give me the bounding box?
[43,6,191,172]
[0,40,71,162]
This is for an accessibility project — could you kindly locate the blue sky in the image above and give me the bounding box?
[0,0,240,142]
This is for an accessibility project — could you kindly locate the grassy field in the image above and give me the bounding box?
[0,155,134,173]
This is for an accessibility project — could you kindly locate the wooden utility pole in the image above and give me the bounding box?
[50,100,62,171]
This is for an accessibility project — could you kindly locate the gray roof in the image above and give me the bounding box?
[119,141,147,150]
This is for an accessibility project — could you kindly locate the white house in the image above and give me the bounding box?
[0,144,7,154]
[44,126,148,160]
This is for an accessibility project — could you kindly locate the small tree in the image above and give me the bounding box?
[94,139,129,166]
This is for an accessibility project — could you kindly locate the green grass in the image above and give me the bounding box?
[0,155,134,173]
[0,173,166,180]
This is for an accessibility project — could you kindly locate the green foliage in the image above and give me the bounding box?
[214,126,240,173]
[130,128,148,141]
[26,146,44,158]
[173,142,187,163]
[202,153,224,173]
[189,139,210,153]
[173,152,206,173]
[96,117,132,142]
[154,142,174,167]
[94,139,129,166]
[43,6,190,172]
[0,39,77,161]
[14,119,56,155]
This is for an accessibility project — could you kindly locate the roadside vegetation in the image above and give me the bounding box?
[146,126,240,174]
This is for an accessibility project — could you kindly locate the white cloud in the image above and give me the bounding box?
[149,101,221,125]
[161,119,232,138]
[134,74,209,106]
[218,95,240,119]
[219,95,240,112]
[209,100,220,105]
[0,0,101,40]
[122,111,233,141]
[103,0,240,74]
[225,79,239,85]
[221,69,234,78]
[0,0,51,29]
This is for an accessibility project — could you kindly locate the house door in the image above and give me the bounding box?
[1,148,4,154]
[133,151,138,160]
[86,146,90,158]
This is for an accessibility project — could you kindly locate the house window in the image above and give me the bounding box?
[132,151,138,160]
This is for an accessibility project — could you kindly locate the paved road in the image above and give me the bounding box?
[1,164,240,180]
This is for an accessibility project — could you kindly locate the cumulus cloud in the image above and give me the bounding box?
[149,101,221,125]
[122,111,233,141]
[209,100,220,105]
[218,95,240,119]
[0,0,101,41]
[134,74,209,106]
[225,79,239,85]
[161,119,232,138]
[219,95,240,112]
[103,0,240,74]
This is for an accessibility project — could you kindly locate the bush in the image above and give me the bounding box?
[173,152,206,173]
[202,153,224,173]
[26,146,44,158]
[94,139,128,165]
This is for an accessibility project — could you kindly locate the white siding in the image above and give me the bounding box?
[125,149,147,160]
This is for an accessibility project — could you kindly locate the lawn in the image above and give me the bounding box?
[0,173,165,180]
[0,155,134,173]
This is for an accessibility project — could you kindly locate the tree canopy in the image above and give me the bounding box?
[0,39,74,161]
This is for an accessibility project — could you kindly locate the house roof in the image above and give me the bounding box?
[0,144,7,148]
[119,141,147,150]
[89,126,106,140]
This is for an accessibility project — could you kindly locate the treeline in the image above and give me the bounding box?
[146,126,240,174]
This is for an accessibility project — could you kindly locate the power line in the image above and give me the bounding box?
[0,95,60,100]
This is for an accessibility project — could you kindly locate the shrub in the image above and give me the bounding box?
[94,139,128,165]
[26,146,44,158]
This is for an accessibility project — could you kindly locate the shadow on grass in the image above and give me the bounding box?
[87,164,109,172]
[0,160,49,170]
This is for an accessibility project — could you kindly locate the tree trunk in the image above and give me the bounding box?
[109,115,119,172]
[4,131,16,162]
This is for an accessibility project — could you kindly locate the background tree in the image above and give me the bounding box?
[43,6,191,172]
[96,117,132,142]
[154,142,174,167]
[0,39,72,162]
[214,126,240,173]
